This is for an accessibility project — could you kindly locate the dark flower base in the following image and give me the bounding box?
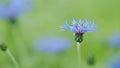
[75,33,84,43]
[9,18,17,24]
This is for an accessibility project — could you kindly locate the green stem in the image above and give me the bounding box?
[76,42,80,68]
[6,49,20,68]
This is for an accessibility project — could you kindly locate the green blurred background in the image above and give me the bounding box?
[0,0,120,68]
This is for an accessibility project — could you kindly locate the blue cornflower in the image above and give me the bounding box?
[107,54,120,68]
[0,0,32,23]
[33,35,72,54]
[61,19,97,43]
[108,32,120,48]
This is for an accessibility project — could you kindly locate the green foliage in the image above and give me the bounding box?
[0,0,120,68]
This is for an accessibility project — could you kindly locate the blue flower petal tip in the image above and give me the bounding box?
[61,21,69,31]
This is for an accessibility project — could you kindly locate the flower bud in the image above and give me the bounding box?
[0,43,7,51]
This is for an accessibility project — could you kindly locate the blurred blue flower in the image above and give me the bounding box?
[33,35,72,54]
[107,54,120,68]
[0,0,32,19]
[108,32,120,48]
[61,19,96,34]
[61,18,97,43]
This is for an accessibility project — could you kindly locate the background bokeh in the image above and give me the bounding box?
[0,0,120,68]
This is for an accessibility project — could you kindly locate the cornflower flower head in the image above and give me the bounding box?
[61,19,97,43]
[0,0,32,24]
[33,35,72,54]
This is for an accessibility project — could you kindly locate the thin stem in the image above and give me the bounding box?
[6,49,20,68]
[76,42,80,68]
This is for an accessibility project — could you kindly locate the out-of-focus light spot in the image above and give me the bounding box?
[108,32,120,48]
[107,54,120,68]
[33,35,72,54]
[0,0,32,19]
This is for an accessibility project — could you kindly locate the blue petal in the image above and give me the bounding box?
[61,21,69,30]
[70,26,76,33]
[72,18,77,25]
